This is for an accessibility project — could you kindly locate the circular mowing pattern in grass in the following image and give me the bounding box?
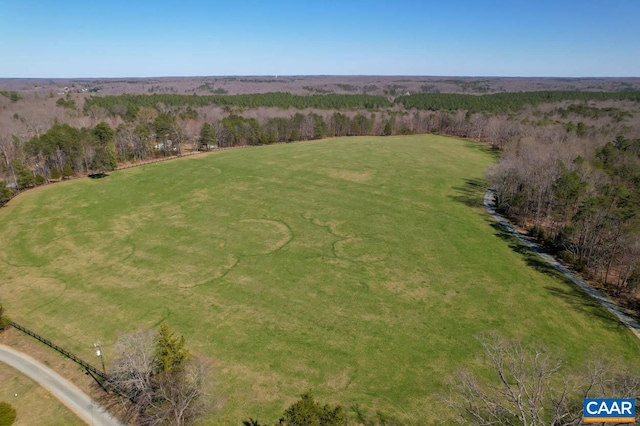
[1,135,639,423]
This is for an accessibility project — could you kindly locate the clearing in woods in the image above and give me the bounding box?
[0,135,639,423]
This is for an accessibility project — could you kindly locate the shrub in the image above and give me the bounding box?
[62,164,74,179]
[244,393,347,426]
[529,225,545,240]
[50,167,61,180]
[0,304,10,330]
[280,393,347,426]
[0,181,13,207]
[0,401,17,425]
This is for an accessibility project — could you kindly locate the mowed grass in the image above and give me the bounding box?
[1,135,639,423]
[0,363,84,426]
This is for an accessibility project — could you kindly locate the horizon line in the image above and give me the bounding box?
[2,75,640,80]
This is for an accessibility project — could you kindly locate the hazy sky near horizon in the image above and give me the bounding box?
[1,0,639,78]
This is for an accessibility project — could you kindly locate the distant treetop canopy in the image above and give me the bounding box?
[395,90,640,113]
[83,90,640,120]
[84,92,392,119]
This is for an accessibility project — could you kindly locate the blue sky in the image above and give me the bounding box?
[1,0,639,78]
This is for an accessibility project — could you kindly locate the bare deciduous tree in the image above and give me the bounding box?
[106,329,156,422]
[105,327,211,426]
[147,358,208,426]
[447,336,640,426]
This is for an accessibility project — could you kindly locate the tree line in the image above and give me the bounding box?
[488,135,640,308]
[2,91,639,312]
[83,91,640,120]
[0,121,117,196]
[0,109,432,193]
[396,90,640,113]
[84,93,392,121]
[0,103,635,199]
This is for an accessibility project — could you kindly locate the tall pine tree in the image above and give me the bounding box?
[154,323,189,373]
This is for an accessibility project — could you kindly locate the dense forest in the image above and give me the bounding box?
[83,93,392,121]
[83,90,640,118]
[489,135,640,308]
[1,89,640,313]
[396,90,640,113]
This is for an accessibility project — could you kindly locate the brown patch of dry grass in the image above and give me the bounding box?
[322,168,372,183]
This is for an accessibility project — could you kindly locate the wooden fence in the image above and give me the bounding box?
[10,321,106,382]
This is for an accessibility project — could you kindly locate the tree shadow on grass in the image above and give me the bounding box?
[543,285,629,332]
[448,178,487,209]
[449,182,631,333]
[489,223,559,279]
[461,140,500,159]
[487,222,624,330]
[88,172,108,179]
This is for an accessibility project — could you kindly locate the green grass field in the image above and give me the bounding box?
[1,135,639,423]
